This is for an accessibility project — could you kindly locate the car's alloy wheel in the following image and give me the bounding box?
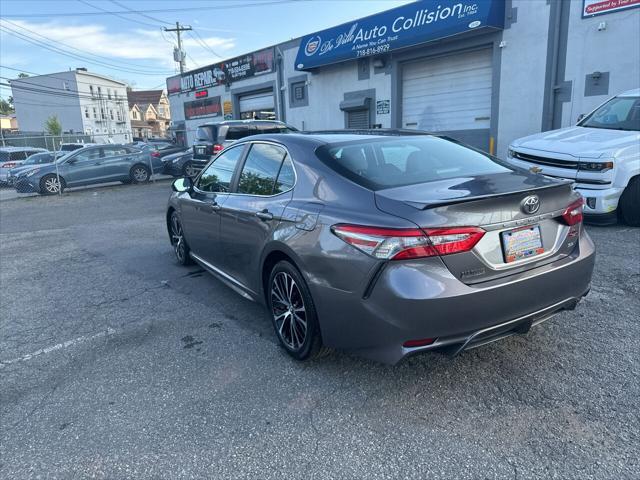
[40,174,63,195]
[183,161,198,178]
[271,271,308,350]
[131,165,150,183]
[170,212,192,265]
[268,261,327,360]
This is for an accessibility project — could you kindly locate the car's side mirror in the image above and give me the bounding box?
[172,176,193,193]
[577,113,586,123]
[66,158,77,165]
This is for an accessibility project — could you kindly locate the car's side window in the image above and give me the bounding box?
[11,152,27,161]
[274,155,295,194]
[72,149,101,163]
[103,147,128,157]
[236,143,287,196]
[197,146,244,193]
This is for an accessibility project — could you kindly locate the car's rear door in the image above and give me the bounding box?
[217,142,295,293]
[179,144,247,267]
[99,146,132,180]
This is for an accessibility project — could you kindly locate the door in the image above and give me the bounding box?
[401,48,492,151]
[239,91,275,120]
[60,148,104,186]
[179,144,246,267]
[347,109,370,129]
[100,146,133,180]
[218,142,295,293]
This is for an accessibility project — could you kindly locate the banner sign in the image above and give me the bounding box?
[167,48,274,95]
[184,96,222,120]
[294,0,504,70]
[582,0,640,17]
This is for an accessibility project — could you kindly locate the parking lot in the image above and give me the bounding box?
[1,180,638,479]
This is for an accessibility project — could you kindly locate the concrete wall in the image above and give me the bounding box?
[494,0,552,158]
[561,2,640,126]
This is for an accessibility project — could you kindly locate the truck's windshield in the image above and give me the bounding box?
[580,96,640,131]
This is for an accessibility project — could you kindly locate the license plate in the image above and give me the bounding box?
[501,225,544,263]
[197,147,205,154]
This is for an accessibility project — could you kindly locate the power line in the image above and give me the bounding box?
[1,0,301,18]
[109,0,173,26]
[190,30,223,59]
[0,20,173,75]
[76,0,163,29]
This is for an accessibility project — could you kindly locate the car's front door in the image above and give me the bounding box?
[61,148,103,186]
[218,142,295,293]
[179,144,246,267]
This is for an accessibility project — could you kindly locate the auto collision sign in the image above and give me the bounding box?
[295,0,504,70]
[582,0,640,17]
[166,48,274,95]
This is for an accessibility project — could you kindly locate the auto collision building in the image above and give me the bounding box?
[166,0,640,157]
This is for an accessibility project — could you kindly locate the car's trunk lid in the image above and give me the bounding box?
[374,171,579,284]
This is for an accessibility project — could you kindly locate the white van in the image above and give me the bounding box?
[506,89,640,226]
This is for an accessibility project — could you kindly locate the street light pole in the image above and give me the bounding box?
[164,22,192,74]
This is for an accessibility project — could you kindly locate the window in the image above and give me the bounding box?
[117,110,122,121]
[85,108,89,119]
[197,146,244,193]
[195,125,216,141]
[101,108,106,119]
[107,89,112,100]
[581,96,640,131]
[90,85,94,96]
[289,79,308,108]
[93,107,97,118]
[224,125,256,141]
[97,86,102,96]
[10,151,28,161]
[103,147,128,157]
[158,105,165,116]
[70,149,101,163]
[316,137,511,191]
[237,143,288,195]
[110,109,114,120]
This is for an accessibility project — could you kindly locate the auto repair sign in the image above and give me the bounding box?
[583,0,640,16]
[295,0,504,70]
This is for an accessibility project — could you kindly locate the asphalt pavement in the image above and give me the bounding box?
[1,181,638,479]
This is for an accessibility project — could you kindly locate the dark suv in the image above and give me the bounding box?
[192,120,297,159]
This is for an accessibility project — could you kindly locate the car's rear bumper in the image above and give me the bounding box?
[312,231,595,364]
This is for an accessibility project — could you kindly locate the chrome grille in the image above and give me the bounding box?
[512,151,579,169]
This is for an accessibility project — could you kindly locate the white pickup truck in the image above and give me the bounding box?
[506,89,640,226]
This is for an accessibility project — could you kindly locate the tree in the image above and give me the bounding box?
[44,115,62,135]
[17,73,29,78]
[0,98,13,115]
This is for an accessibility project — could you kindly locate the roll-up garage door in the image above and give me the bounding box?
[239,91,274,119]
[401,48,492,151]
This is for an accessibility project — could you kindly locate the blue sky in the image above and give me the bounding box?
[0,0,411,97]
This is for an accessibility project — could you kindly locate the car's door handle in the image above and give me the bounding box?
[255,210,273,221]
[206,203,221,212]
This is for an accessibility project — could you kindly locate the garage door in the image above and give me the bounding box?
[401,48,492,151]
[239,91,275,119]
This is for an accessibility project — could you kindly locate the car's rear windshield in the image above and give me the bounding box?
[0,151,10,162]
[195,125,216,141]
[315,136,512,191]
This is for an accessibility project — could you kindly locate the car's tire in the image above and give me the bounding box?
[182,161,198,178]
[130,164,150,183]
[619,177,640,227]
[267,260,327,361]
[169,211,193,266]
[39,174,64,195]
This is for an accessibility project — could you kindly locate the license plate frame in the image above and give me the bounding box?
[501,225,544,263]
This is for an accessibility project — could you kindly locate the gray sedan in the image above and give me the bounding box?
[166,133,595,364]
[15,144,152,195]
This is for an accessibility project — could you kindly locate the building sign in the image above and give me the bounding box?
[184,96,222,120]
[582,0,640,17]
[195,89,209,99]
[295,0,504,70]
[376,99,390,114]
[223,100,233,120]
[167,48,274,95]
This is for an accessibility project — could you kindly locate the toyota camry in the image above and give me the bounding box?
[166,133,595,364]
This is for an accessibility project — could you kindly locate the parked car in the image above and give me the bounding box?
[166,132,595,364]
[506,88,640,226]
[6,151,66,185]
[192,120,297,160]
[161,149,204,177]
[0,147,47,185]
[136,142,186,173]
[14,144,151,195]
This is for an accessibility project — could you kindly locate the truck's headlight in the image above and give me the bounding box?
[508,148,516,158]
[578,161,614,172]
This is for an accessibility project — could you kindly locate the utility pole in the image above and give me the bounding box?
[164,22,192,74]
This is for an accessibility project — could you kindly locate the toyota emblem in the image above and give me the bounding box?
[521,195,541,215]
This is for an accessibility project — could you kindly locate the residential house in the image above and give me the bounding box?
[0,114,19,133]
[127,90,170,140]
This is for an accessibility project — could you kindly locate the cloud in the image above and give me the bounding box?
[0,19,235,71]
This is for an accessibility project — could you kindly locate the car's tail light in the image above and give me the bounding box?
[561,197,584,226]
[1,162,17,168]
[403,338,436,348]
[331,225,485,260]
[212,144,224,154]
[151,151,161,158]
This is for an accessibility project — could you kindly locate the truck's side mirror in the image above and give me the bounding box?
[577,113,586,123]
